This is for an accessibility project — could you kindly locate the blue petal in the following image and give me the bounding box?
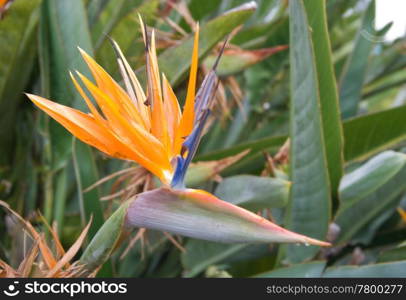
[171,110,210,189]
[170,41,227,189]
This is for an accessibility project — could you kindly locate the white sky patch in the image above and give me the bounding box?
[376,0,406,41]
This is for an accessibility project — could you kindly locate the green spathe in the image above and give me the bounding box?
[126,187,330,245]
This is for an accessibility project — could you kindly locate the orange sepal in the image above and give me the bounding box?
[27,94,169,182]
[175,24,200,154]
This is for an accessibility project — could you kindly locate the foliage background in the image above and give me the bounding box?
[1,0,406,277]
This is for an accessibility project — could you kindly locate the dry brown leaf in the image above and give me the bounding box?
[17,239,39,277]
[46,217,92,277]
[38,213,66,260]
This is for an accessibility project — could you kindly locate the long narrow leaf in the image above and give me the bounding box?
[281,0,332,263]
[303,0,344,196]
[339,0,375,118]
[38,0,109,275]
[0,0,41,165]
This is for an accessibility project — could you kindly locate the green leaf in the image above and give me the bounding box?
[0,0,41,165]
[188,0,222,21]
[87,0,110,27]
[232,12,288,48]
[343,104,406,162]
[253,261,326,278]
[91,0,144,50]
[323,261,406,277]
[80,201,130,276]
[154,2,257,86]
[350,198,399,245]
[339,0,375,118]
[181,241,248,277]
[181,239,271,278]
[364,39,406,85]
[282,0,331,263]
[378,241,406,263]
[214,175,290,210]
[303,0,344,196]
[40,0,93,109]
[363,68,406,100]
[339,151,406,206]
[219,152,286,178]
[335,154,406,243]
[197,135,286,161]
[203,46,288,77]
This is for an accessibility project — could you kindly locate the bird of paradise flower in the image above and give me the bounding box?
[27,17,330,256]
[28,18,206,189]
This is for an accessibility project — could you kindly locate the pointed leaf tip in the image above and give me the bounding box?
[125,187,330,246]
